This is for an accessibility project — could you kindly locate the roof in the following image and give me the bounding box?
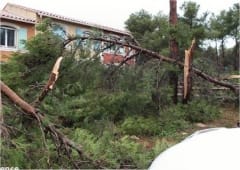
[2,3,131,36]
[0,10,36,24]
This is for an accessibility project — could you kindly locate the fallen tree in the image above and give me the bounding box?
[64,35,239,95]
[0,56,105,169]
[1,25,238,169]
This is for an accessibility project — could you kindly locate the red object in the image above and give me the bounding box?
[102,53,135,65]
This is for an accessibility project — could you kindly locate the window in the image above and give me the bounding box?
[93,41,101,51]
[0,26,16,47]
[53,24,66,39]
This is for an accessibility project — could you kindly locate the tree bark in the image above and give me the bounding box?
[183,39,195,104]
[1,81,37,115]
[169,0,179,104]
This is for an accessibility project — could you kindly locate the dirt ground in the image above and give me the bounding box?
[181,105,239,139]
[193,105,239,129]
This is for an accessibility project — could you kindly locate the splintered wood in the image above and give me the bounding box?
[34,56,63,105]
[184,39,196,101]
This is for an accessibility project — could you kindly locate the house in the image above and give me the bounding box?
[0,3,135,64]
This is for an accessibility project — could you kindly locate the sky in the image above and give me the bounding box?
[0,0,239,31]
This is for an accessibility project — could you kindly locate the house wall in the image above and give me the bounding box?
[43,17,97,36]
[1,4,134,64]
[46,18,135,64]
[0,18,35,62]
[4,4,36,20]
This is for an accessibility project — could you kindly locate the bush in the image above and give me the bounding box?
[71,128,153,168]
[158,105,190,135]
[120,116,161,136]
[186,100,220,122]
[161,100,220,124]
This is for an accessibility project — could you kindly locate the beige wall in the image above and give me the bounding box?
[45,17,90,36]
[4,4,37,20]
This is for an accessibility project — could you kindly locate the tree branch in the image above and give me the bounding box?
[1,81,36,115]
[1,80,105,169]
[63,36,239,94]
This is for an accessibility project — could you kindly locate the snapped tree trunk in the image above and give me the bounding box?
[183,39,195,104]
[169,0,179,104]
[33,56,63,105]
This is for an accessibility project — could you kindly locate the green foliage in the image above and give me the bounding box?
[125,9,155,42]
[163,100,220,123]
[159,107,190,136]
[119,100,220,137]
[1,54,26,90]
[180,1,200,28]
[71,128,168,169]
[120,116,161,136]
[120,99,220,136]
[185,100,220,122]
[0,9,230,169]
[25,19,63,68]
[125,10,169,53]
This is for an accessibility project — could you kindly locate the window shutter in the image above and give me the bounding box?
[18,28,27,50]
[76,28,83,36]
[75,28,84,46]
[53,27,65,38]
[93,41,101,51]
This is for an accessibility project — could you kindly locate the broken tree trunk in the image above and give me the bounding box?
[183,39,196,104]
[1,81,37,115]
[169,0,179,104]
[1,56,106,168]
[34,56,63,105]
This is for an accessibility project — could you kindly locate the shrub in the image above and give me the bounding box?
[186,100,220,122]
[71,128,153,168]
[120,116,161,136]
[159,105,190,135]
[160,100,220,124]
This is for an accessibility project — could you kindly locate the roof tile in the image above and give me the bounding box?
[0,10,36,24]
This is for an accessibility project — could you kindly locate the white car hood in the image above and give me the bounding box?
[149,127,240,170]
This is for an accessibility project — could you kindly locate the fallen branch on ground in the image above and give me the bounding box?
[1,80,105,169]
[1,55,106,169]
